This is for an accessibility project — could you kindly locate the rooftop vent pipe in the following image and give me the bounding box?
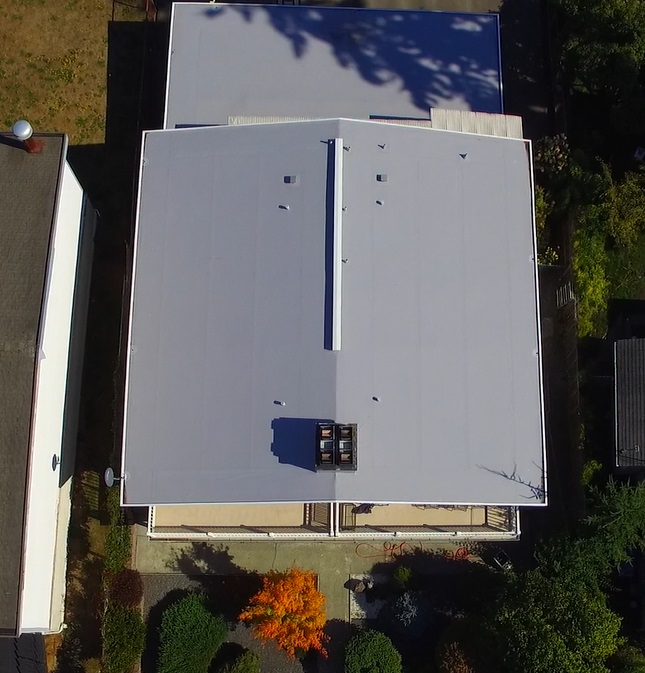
[12,119,44,154]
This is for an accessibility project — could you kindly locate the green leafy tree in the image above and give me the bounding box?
[158,593,227,673]
[344,630,402,673]
[551,0,645,95]
[487,569,622,673]
[584,479,645,565]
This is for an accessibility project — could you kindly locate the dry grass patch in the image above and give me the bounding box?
[0,0,143,142]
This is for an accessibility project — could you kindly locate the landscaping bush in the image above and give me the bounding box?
[158,592,227,673]
[392,565,413,591]
[437,641,474,673]
[344,629,402,673]
[609,645,645,673]
[54,631,83,673]
[219,649,260,673]
[381,591,433,641]
[108,568,144,609]
[103,605,146,673]
[105,489,131,572]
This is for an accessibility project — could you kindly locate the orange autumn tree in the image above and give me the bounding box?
[239,567,329,658]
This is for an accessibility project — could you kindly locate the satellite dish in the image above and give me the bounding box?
[104,467,116,488]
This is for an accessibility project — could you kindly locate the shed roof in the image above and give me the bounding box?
[123,119,546,507]
[164,3,503,129]
[0,133,64,635]
[615,338,645,467]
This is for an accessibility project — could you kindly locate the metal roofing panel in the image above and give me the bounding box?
[164,4,503,129]
[615,339,645,467]
[123,119,545,506]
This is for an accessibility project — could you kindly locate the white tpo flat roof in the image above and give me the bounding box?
[164,3,503,129]
[122,119,546,507]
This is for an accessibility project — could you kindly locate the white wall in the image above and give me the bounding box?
[19,161,84,634]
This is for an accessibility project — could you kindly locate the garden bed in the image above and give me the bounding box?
[142,574,304,673]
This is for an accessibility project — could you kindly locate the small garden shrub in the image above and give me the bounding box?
[382,591,433,640]
[103,605,146,673]
[219,649,260,673]
[108,568,144,609]
[393,591,419,628]
[54,632,83,673]
[392,565,413,591]
[437,641,474,673]
[158,592,227,673]
[344,629,402,673]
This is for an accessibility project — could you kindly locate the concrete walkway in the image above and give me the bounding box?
[133,525,468,621]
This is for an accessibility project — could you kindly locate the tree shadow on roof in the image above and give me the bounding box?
[271,417,333,472]
[202,5,503,115]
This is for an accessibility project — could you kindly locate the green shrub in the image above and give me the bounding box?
[572,227,608,337]
[158,593,227,673]
[103,605,146,673]
[609,645,645,673]
[582,460,603,487]
[534,185,552,249]
[108,568,144,608]
[534,134,570,179]
[392,564,413,591]
[105,488,131,572]
[345,629,402,673]
[105,524,131,572]
[219,649,260,673]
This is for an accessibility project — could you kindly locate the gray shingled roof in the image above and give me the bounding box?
[615,339,645,467]
[0,134,63,635]
[123,119,546,507]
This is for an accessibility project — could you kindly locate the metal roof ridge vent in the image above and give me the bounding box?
[332,137,343,351]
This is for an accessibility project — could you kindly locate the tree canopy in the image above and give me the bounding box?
[552,0,645,96]
[455,481,645,673]
[486,569,622,673]
[239,567,328,658]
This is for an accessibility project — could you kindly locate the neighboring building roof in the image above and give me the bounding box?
[0,634,46,673]
[615,338,645,467]
[164,3,503,129]
[123,118,545,507]
[0,134,64,635]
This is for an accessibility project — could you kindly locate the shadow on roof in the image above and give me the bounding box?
[272,417,334,472]
[201,5,502,114]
